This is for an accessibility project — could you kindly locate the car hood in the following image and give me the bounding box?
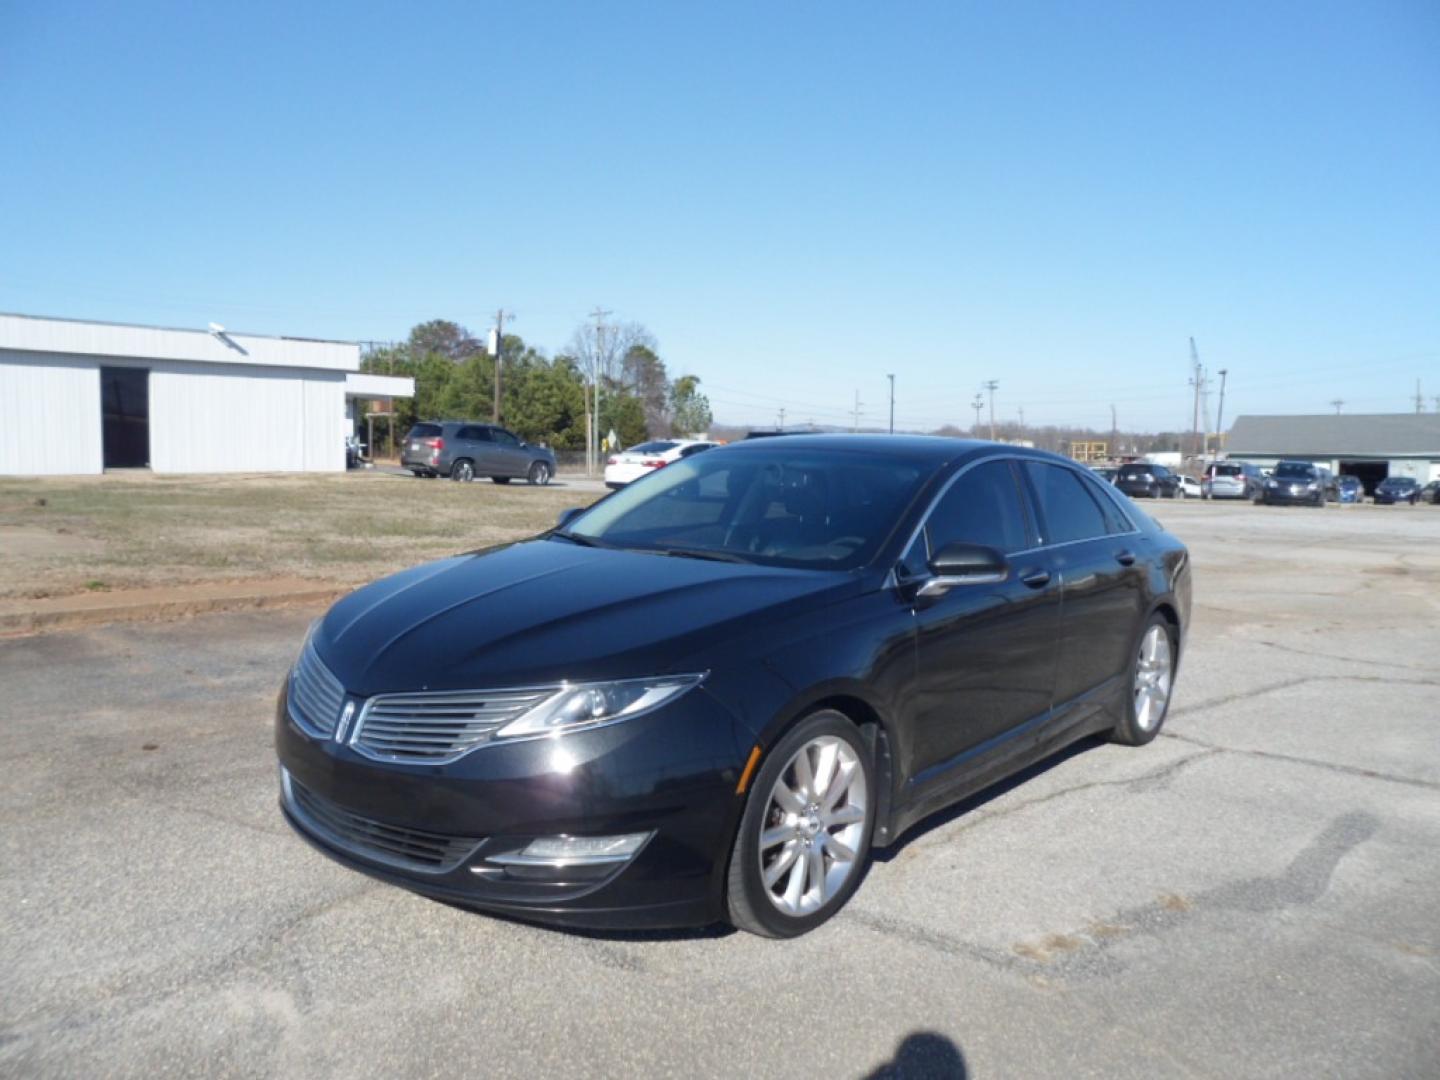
[314,539,861,696]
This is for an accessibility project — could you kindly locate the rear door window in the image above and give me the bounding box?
[1024,463,1110,545]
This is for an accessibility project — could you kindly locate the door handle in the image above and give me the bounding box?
[1019,569,1051,589]
[1115,550,1136,566]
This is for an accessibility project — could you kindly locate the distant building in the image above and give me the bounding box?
[0,312,413,475]
[1225,413,1440,491]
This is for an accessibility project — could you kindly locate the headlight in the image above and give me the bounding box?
[494,674,706,739]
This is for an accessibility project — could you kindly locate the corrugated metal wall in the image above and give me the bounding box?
[149,361,345,473]
[0,351,102,474]
[1,351,345,474]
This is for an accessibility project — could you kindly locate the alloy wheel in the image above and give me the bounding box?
[453,461,474,482]
[529,462,551,486]
[757,735,868,916]
[1133,624,1173,731]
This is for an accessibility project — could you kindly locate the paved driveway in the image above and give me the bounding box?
[2,503,1437,1077]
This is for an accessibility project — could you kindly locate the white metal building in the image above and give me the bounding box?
[0,312,413,475]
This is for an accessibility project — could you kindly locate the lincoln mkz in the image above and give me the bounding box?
[276,436,1190,937]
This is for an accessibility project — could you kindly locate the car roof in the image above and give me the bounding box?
[713,433,1079,470]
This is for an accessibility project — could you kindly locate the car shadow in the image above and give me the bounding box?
[870,733,1107,864]
[865,1031,968,1078]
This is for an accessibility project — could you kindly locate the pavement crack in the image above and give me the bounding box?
[1250,638,1435,673]
[1161,732,1440,792]
[1172,672,1440,720]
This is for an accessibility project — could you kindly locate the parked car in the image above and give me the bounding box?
[1114,462,1182,499]
[604,439,717,488]
[401,421,557,485]
[1090,466,1118,483]
[1374,476,1421,505]
[276,435,1191,937]
[1261,461,1333,506]
[1202,461,1263,500]
[1176,475,1202,499]
[1335,475,1364,504]
[1422,480,1440,505]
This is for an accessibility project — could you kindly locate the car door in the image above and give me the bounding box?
[1021,462,1148,709]
[490,427,529,476]
[455,425,494,472]
[902,458,1062,782]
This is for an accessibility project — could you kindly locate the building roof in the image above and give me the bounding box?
[0,311,359,373]
[1227,414,1440,457]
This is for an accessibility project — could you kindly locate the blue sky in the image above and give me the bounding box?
[2,1,1437,432]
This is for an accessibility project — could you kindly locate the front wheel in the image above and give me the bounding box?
[726,711,875,938]
[527,461,552,486]
[1112,615,1176,746]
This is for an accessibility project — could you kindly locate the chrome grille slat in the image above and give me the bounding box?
[289,640,346,738]
[351,686,558,763]
[284,771,482,873]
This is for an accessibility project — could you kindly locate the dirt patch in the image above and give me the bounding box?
[0,525,103,559]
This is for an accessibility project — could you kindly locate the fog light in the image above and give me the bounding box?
[488,832,650,867]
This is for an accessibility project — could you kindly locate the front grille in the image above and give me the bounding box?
[352,688,554,763]
[283,770,482,873]
[289,640,347,738]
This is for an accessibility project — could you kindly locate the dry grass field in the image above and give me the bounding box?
[0,472,595,601]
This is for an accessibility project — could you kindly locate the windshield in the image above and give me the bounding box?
[1384,477,1417,487]
[1274,463,1317,479]
[561,447,927,569]
[624,441,679,455]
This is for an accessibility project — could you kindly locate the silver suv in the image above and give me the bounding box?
[401,421,556,485]
[1203,461,1263,500]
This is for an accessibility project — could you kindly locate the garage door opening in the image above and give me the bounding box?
[1338,460,1387,496]
[101,367,150,468]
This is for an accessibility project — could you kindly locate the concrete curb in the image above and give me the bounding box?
[0,579,350,637]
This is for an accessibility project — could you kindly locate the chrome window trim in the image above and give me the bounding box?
[894,454,1140,583]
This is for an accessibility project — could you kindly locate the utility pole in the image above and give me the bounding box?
[1188,337,1207,464]
[777,407,786,429]
[587,307,612,477]
[1017,406,1025,438]
[1214,369,1229,466]
[971,394,984,434]
[983,380,999,441]
[1110,404,1118,457]
[1416,379,1425,415]
[490,309,512,423]
[886,373,895,434]
[1330,398,1343,415]
[852,390,863,432]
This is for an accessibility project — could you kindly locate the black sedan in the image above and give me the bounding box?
[1374,476,1422,505]
[1113,462,1183,499]
[276,436,1191,937]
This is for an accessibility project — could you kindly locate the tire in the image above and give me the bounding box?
[527,461,552,486]
[726,710,876,938]
[490,476,511,485]
[451,459,474,483]
[410,469,425,478]
[1111,614,1177,747]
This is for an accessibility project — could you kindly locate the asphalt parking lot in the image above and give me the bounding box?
[2,501,1437,1078]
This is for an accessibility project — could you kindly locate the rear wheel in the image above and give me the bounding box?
[527,461,552,486]
[726,711,874,938]
[1112,615,1176,746]
[451,459,474,483]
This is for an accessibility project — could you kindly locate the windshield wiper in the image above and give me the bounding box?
[550,529,608,548]
[653,546,753,565]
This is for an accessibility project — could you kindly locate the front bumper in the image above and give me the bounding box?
[1262,487,1322,504]
[274,683,751,929]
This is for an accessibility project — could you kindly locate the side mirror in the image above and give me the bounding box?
[556,507,583,529]
[917,542,1008,598]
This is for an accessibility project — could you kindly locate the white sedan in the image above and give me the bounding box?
[604,439,718,488]
[1176,475,1203,498]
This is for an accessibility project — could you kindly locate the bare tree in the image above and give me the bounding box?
[567,317,656,473]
